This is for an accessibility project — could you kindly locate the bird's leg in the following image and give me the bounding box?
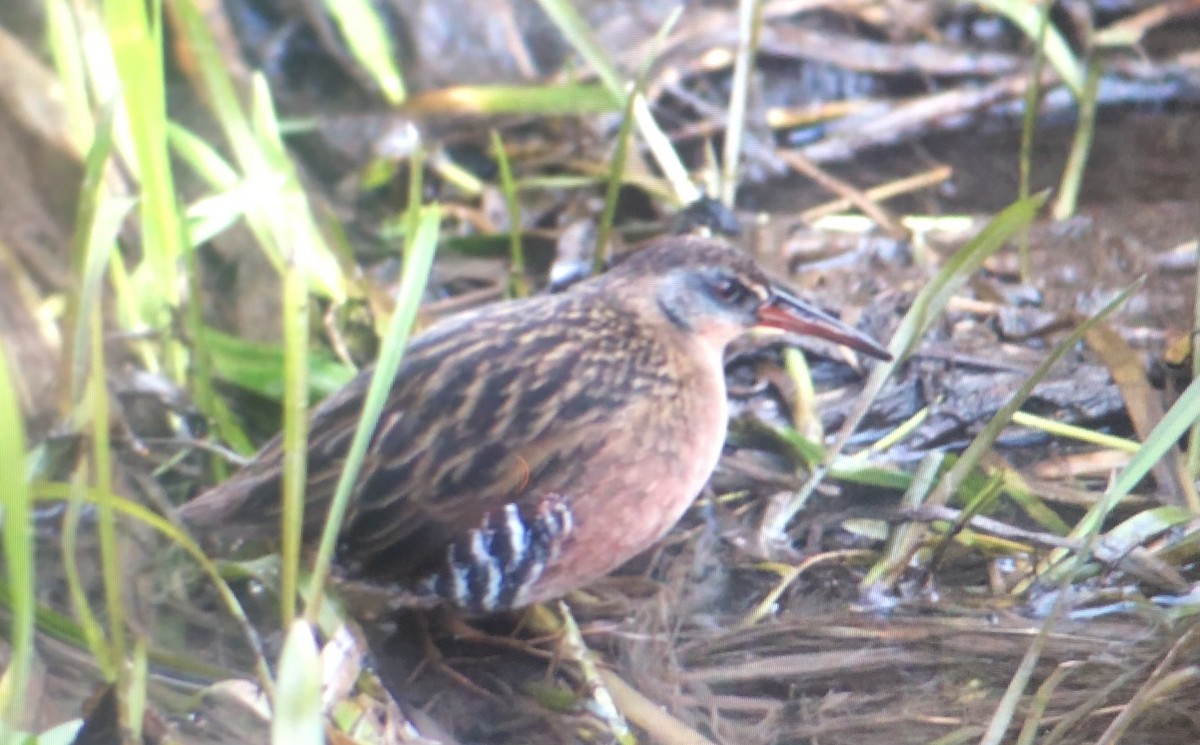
[406,610,503,702]
[425,494,575,615]
[438,612,559,659]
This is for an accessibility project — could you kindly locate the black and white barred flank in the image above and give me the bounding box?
[426,495,574,614]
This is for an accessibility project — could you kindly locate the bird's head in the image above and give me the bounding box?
[602,237,893,360]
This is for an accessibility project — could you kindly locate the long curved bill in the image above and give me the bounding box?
[756,289,892,361]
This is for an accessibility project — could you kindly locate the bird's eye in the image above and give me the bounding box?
[712,277,748,304]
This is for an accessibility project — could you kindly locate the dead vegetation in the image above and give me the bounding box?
[1,1,1200,743]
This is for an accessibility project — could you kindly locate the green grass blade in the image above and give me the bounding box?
[0,346,34,728]
[61,101,116,402]
[1044,367,1200,582]
[720,0,765,206]
[129,638,148,742]
[62,99,131,701]
[860,451,947,591]
[595,7,682,267]
[979,282,1187,745]
[271,621,323,745]
[103,0,186,381]
[1010,411,1140,453]
[535,0,695,204]
[89,234,126,696]
[304,206,441,622]
[247,75,348,301]
[595,89,640,273]
[1015,0,1052,282]
[763,193,1048,538]
[322,0,406,104]
[534,0,623,96]
[925,278,1144,510]
[407,83,618,115]
[973,0,1085,96]
[36,481,275,693]
[490,130,528,298]
[199,326,354,401]
[44,0,93,153]
[170,1,349,303]
[1051,56,1102,221]
[62,475,110,678]
[279,263,311,629]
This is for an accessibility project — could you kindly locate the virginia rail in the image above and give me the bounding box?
[179,236,891,614]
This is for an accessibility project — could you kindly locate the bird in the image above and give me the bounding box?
[178,235,891,615]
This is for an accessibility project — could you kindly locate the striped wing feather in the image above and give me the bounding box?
[180,287,667,585]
